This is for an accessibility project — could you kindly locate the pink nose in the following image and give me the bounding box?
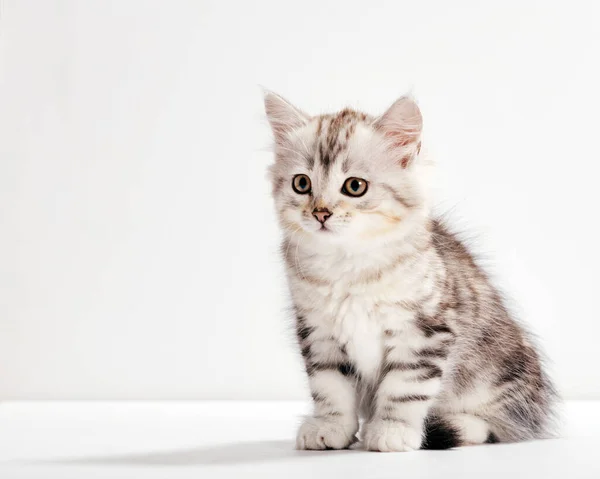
[312,208,332,224]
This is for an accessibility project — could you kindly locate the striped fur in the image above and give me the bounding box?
[265,92,557,452]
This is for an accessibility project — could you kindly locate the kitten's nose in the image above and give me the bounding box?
[312,208,332,224]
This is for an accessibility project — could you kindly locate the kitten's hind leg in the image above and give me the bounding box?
[422,413,497,449]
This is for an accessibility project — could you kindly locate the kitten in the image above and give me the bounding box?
[264,92,557,451]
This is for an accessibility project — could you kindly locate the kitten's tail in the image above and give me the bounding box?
[421,414,498,450]
[422,396,557,450]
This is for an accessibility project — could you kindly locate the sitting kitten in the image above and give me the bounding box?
[264,92,557,451]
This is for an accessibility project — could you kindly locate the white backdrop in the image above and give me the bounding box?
[1,0,599,400]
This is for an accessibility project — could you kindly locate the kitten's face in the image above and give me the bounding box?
[265,94,428,247]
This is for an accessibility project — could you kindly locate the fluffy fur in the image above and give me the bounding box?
[264,91,557,452]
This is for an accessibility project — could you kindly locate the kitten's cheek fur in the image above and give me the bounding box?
[363,420,422,452]
[296,416,359,450]
[279,208,306,232]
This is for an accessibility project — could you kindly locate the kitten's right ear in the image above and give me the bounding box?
[374,96,423,168]
[263,90,309,144]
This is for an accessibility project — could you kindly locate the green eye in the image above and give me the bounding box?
[342,177,368,197]
[292,174,311,194]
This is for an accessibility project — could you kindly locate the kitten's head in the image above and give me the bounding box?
[265,92,430,247]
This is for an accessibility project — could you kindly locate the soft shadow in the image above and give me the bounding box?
[25,440,358,466]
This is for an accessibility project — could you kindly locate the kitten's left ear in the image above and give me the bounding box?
[263,91,309,144]
[374,96,423,168]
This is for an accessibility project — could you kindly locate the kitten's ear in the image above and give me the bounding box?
[263,91,309,144]
[374,96,423,168]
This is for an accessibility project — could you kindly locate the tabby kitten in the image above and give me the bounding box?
[264,92,556,451]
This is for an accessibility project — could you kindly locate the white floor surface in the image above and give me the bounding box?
[0,400,597,479]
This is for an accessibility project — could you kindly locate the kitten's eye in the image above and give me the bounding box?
[342,177,368,197]
[292,174,311,194]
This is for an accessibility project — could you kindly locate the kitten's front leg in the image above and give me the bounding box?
[364,326,452,452]
[296,317,359,450]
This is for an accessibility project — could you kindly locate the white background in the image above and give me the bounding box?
[1,0,599,400]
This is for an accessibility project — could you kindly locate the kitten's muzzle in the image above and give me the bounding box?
[312,208,332,224]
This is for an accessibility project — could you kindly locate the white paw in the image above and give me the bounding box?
[296,416,358,450]
[363,419,422,452]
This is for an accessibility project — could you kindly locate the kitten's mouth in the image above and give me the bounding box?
[318,225,331,232]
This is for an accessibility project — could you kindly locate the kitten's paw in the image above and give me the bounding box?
[363,419,422,452]
[296,416,358,450]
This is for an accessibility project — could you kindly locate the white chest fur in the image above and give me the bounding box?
[288,240,433,381]
[293,277,419,381]
[332,292,384,380]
